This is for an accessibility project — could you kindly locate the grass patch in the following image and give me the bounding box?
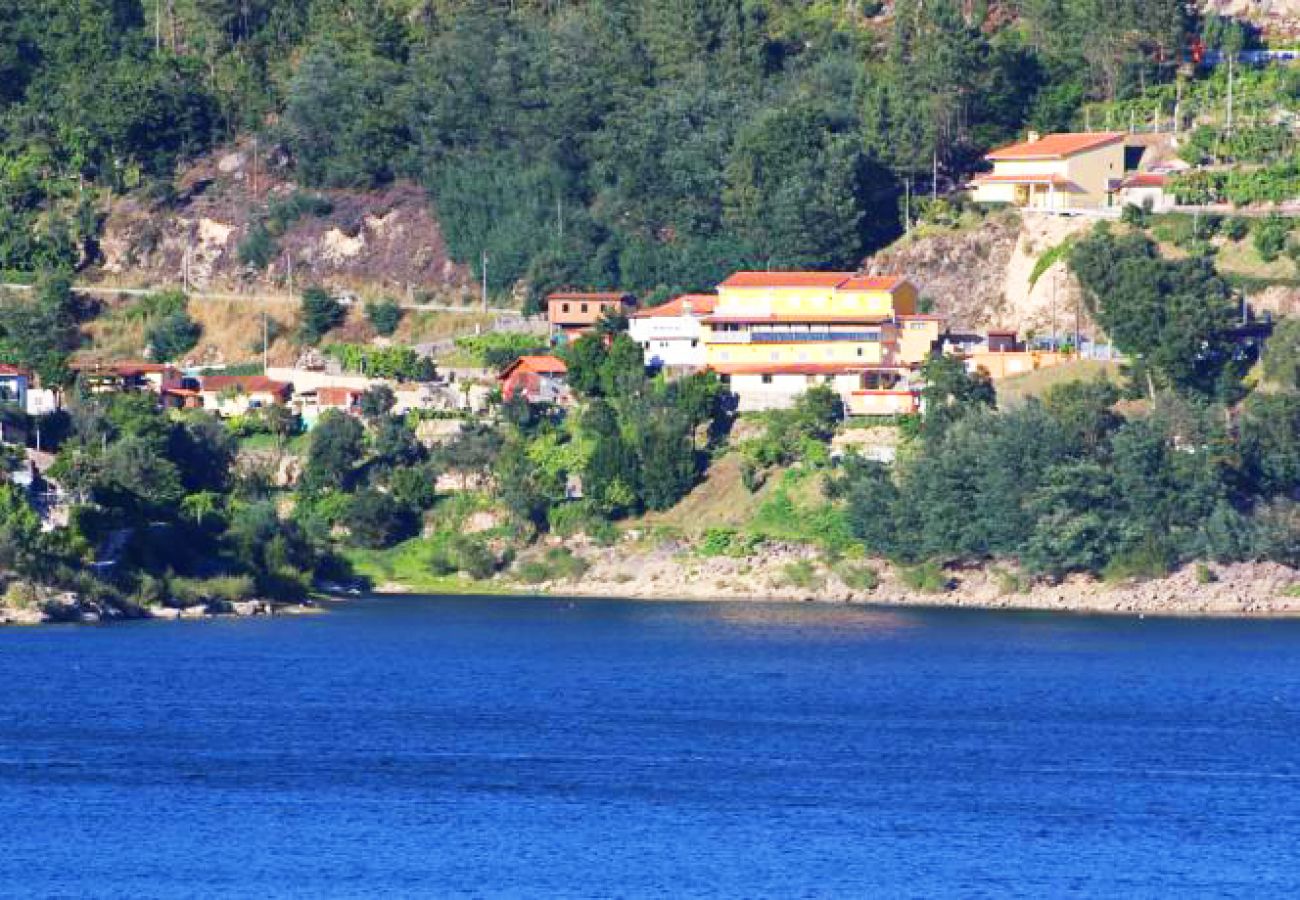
[343,534,513,594]
[512,547,590,585]
[778,559,823,591]
[899,561,949,594]
[835,563,879,592]
[995,359,1123,406]
[1281,583,1300,599]
[992,566,1030,595]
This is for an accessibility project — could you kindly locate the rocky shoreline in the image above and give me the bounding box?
[546,540,1300,618]
[0,593,319,626]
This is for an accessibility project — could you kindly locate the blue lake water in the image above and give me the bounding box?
[1,596,1299,897]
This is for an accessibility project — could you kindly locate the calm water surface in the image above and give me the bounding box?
[1,596,1299,897]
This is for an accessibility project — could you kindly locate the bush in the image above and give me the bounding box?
[300,287,345,344]
[835,563,879,591]
[779,559,823,591]
[992,566,1030,595]
[513,546,589,584]
[430,535,497,580]
[146,310,201,361]
[899,561,949,593]
[1223,217,1249,241]
[168,575,257,607]
[3,581,39,609]
[238,221,278,269]
[1253,215,1291,263]
[365,298,403,336]
[547,501,617,543]
[1194,562,1218,585]
[348,489,419,549]
[1102,540,1173,584]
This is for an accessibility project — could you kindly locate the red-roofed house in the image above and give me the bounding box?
[199,375,292,417]
[628,294,717,371]
[499,355,569,405]
[971,131,1126,211]
[546,291,637,342]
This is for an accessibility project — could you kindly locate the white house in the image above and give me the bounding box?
[629,293,716,371]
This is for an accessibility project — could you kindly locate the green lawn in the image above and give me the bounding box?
[342,537,516,595]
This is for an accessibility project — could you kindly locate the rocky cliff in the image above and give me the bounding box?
[96,139,473,300]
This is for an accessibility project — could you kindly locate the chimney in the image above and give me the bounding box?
[681,296,693,316]
[1026,130,1041,143]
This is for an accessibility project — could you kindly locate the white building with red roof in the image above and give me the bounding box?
[628,294,717,371]
[971,131,1127,211]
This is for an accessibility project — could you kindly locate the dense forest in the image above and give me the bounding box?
[0,0,1192,296]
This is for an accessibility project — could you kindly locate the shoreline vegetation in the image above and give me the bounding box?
[359,538,1300,619]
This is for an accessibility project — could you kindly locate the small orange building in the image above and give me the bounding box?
[546,292,636,342]
[499,355,569,404]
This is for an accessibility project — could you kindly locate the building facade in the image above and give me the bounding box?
[499,355,569,404]
[628,294,716,371]
[971,132,1126,211]
[698,271,932,414]
[546,292,637,343]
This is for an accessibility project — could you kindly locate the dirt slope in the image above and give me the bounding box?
[96,139,474,301]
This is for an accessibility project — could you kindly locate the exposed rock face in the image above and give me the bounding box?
[97,140,473,298]
[1203,1,1300,39]
[866,211,1098,337]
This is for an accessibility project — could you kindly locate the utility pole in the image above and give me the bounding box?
[932,151,938,202]
[285,251,294,296]
[262,311,269,373]
[1051,267,1058,349]
[904,177,911,232]
[480,250,488,311]
[1226,52,1235,136]
[1085,106,1091,132]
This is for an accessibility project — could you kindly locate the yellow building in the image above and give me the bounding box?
[700,271,934,414]
[970,132,1126,211]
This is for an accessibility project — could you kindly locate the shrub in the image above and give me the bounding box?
[899,561,949,593]
[238,221,278,269]
[779,559,823,591]
[365,298,403,336]
[1223,217,1249,241]
[513,546,588,584]
[1194,563,1218,585]
[1252,214,1290,263]
[430,535,497,580]
[300,287,345,344]
[547,501,617,543]
[146,310,201,361]
[3,581,39,609]
[1102,540,1173,584]
[992,566,1030,595]
[835,563,879,591]
[168,575,257,607]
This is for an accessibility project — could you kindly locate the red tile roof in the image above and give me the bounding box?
[1122,172,1168,188]
[837,275,910,293]
[201,375,290,395]
[500,355,568,379]
[719,271,856,289]
[632,294,718,318]
[546,292,633,302]
[0,364,29,377]
[985,132,1124,161]
[317,387,361,407]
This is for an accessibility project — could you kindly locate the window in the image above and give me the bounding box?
[761,374,773,384]
[856,348,863,357]
[769,352,779,362]
[581,303,589,313]
[561,303,570,313]
[690,339,698,348]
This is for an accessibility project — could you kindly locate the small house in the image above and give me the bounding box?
[0,365,29,411]
[628,293,717,372]
[199,375,292,417]
[499,355,569,405]
[546,292,637,343]
[971,132,1126,211]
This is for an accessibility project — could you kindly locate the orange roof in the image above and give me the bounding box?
[317,387,361,407]
[201,375,290,395]
[986,132,1124,161]
[546,292,632,302]
[1122,173,1168,188]
[501,355,568,379]
[719,271,857,289]
[837,275,910,293]
[632,294,718,318]
[0,364,29,377]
